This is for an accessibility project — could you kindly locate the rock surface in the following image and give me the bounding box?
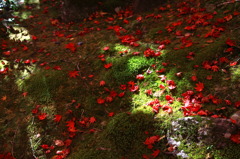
[167,116,238,158]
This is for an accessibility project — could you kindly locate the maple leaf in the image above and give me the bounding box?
[211,65,219,72]
[99,80,106,86]
[68,70,80,78]
[38,113,47,120]
[195,82,204,92]
[65,43,76,52]
[89,117,96,123]
[230,133,240,144]
[104,63,112,69]
[162,105,173,114]
[103,46,110,51]
[191,76,197,81]
[144,135,160,145]
[108,112,114,117]
[230,61,238,66]
[54,114,62,122]
[105,96,113,103]
[151,149,161,158]
[224,14,233,21]
[97,97,105,104]
[118,92,125,97]
[64,139,72,147]
[41,144,49,149]
[53,66,61,70]
[197,110,208,116]
[136,74,144,80]
[32,35,38,40]
[226,38,236,46]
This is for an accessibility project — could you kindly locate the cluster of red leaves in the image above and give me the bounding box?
[119,34,140,47]
[147,98,173,114]
[96,82,127,105]
[143,48,161,57]
[142,135,162,159]
[0,152,16,159]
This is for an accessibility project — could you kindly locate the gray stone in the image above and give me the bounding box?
[167,116,238,158]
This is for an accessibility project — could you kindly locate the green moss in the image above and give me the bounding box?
[69,149,114,159]
[214,143,240,159]
[22,69,66,103]
[231,65,240,82]
[104,56,154,83]
[105,112,154,157]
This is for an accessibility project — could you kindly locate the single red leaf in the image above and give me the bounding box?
[68,70,80,78]
[195,82,204,92]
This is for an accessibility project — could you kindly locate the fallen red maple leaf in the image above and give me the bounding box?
[151,149,161,158]
[54,114,62,122]
[226,38,236,46]
[89,117,96,123]
[68,70,80,78]
[195,82,204,92]
[97,97,105,104]
[38,113,47,120]
[65,43,76,52]
[104,63,112,69]
[230,133,240,144]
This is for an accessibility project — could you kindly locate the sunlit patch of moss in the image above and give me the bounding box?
[231,65,240,83]
[132,105,154,116]
[113,43,131,52]
[132,91,152,107]
[104,55,154,84]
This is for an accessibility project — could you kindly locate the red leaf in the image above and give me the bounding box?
[68,70,80,78]
[226,38,236,46]
[195,82,204,92]
[97,97,105,104]
[144,135,160,145]
[230,61,238,66]
[151,149,160,158]
[32,35,38,40]
[235,101,240,107]
[38,113,47,120]
[104,63,112,69]
[65,43,76,52]
[105,96,113,103]
[41,144,49,149]
[136,74,145,80]
[108,112,114,117]
[230,133,240,144]
[54,114,62,122]
[89,117,96,123]
[103,46,110,51]
[99,80,106,86]
[191,76,197,81]
[197,110,207,116]
[53,66,61,70]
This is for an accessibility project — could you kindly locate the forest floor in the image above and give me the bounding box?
[0,0,240,159]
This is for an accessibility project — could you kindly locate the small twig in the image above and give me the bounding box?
[217,0,240,7]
